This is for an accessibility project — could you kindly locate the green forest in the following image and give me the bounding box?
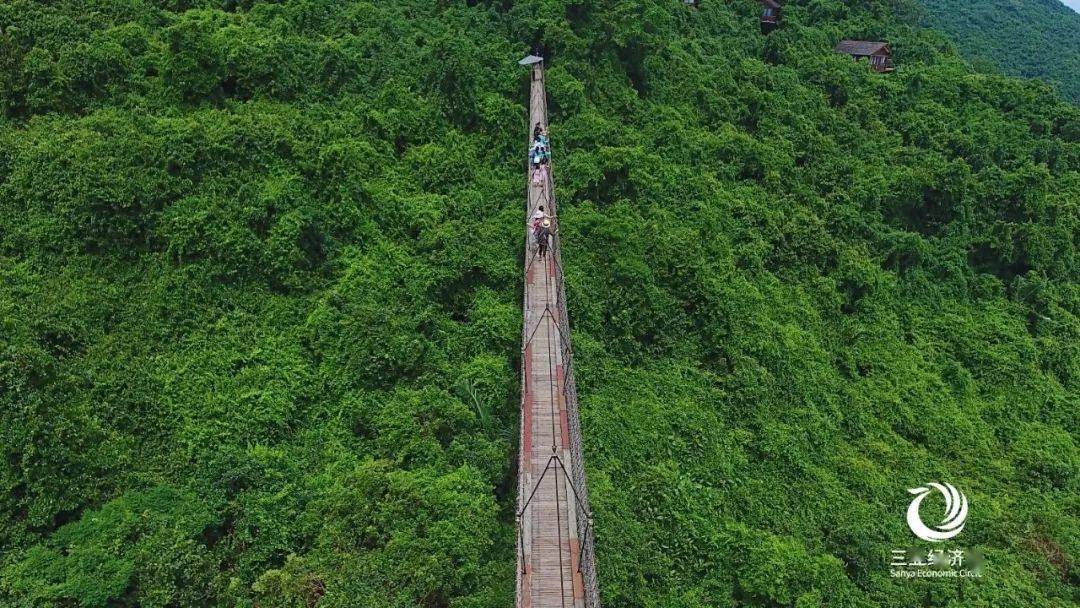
[1,1,1077,607]
[918,0,1080,103]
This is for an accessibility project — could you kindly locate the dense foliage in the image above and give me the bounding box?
[1,1,525,606]
[1,1,1078,607]
[918,0,1080,103]
[551,2,1080,606]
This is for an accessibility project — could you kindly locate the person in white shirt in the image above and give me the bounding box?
[530,205,551,229]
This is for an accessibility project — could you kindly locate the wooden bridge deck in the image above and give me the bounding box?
[516,63,587,608]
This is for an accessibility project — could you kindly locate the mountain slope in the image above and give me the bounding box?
[919,0,1080,102]
[546,3,1079,605]
[0,1,1078,607]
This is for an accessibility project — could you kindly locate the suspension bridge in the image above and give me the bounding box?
[515,56,601,608]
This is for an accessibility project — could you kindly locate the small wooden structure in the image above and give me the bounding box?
[760,0,781,34]
[834,40,895,72]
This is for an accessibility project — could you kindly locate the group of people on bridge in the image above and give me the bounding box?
[531,122,551,185]
[530,121,556,259]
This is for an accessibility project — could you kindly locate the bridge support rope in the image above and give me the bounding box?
[516,59,601,608]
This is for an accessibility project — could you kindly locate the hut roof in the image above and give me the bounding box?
[834,40,890,56]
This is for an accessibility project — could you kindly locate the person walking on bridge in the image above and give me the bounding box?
[536,217,557,259]
[530,205,552,231]
[532,161,549,186]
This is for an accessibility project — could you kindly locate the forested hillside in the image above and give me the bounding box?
[0,1,525,605]
[1,1,1078,607]
[918,0,1080,103]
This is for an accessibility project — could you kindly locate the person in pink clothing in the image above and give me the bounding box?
[532,163,548,185]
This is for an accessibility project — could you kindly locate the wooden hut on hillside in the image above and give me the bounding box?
[834,40,895,72]
[761,0,781,34]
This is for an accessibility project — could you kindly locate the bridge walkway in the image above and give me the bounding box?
[516,58,600,608]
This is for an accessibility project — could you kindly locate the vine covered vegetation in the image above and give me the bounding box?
[1,1,1078,607]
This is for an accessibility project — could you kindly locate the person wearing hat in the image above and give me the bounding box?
[536,217,557,259]
[530,205,551,229]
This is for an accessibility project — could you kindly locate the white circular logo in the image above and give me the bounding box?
[906,482,968,542]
